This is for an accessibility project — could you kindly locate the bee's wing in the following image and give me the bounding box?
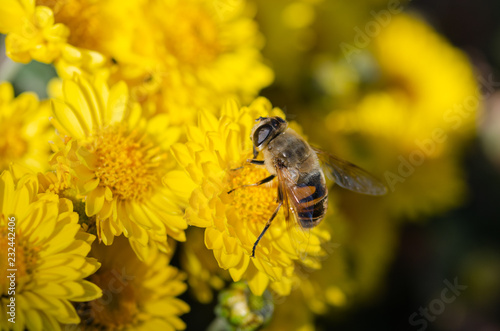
[313,147,387,196]
[275,166,313,258]
[276,168,291,222]
[275,166,315,228]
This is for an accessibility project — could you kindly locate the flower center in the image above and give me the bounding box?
[89,125,166,202]
[159,3,222,67]
[229,166,278,226]
[0,123,28,167]
[86,268,138,329]
[37,0,105,51]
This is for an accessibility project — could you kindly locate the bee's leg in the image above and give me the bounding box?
[252,200,283,258]
[227,174,275,194]
[230,159,264,171]
[230,148,262,171]
[247,159,265,165]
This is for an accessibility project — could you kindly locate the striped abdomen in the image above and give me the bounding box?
[294,170,328,228]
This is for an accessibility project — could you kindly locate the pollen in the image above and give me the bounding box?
[37,0,103,51]
[229,166,278,225]
[160,3,222,67]
[89,125,165,202]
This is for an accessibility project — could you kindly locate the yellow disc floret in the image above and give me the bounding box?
[229,166,277,226]
[91,125,163,202]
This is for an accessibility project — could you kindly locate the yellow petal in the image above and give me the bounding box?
[225,129,241,162]
[25,308,43,331]
[162,170,196,201]
[128,201,156,231]
[171,143,194,168]
[77,75,103,128]
[247,269,269,296]
[34,6,54,27]
[51,100,86,138]
[198,109,219,132]
[186,125,204,144]
[85,186,105,216]
[129,238,149,261]
[229,254,250,282]
[62,79,93,133]
[221,99,240,118]
[218,250,240,269]
[99,219,115,245]
[76,146,98,170]
[107,81,129,124]
[204,227,223,250]
[68,280,102,302]
[21,292,51,310]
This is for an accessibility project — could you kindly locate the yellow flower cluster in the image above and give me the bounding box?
[0,0,481,329]
[0,0,273,124]
[0,0,276,328]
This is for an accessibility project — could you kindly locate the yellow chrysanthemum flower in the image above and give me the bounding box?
[1,0,273,125]
[325,14,478,218]
[331,14,478,146]
[169,97,331,296]
[104,0,273,123]
[0,169,101,331]
[0,82,52,172]
[0,0,105,71]
[68,235,189,331]
[49,74,187,260]
[0,0,69,63]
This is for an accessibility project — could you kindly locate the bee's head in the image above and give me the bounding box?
[251,116,287,150]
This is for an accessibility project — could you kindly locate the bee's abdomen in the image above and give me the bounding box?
[297,195,328,228]
[295,170,328,228]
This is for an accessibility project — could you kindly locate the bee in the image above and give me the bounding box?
[229,116,387,258]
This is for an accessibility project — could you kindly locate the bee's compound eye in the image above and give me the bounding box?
[254,124,272,146]
[270,117,286,129]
